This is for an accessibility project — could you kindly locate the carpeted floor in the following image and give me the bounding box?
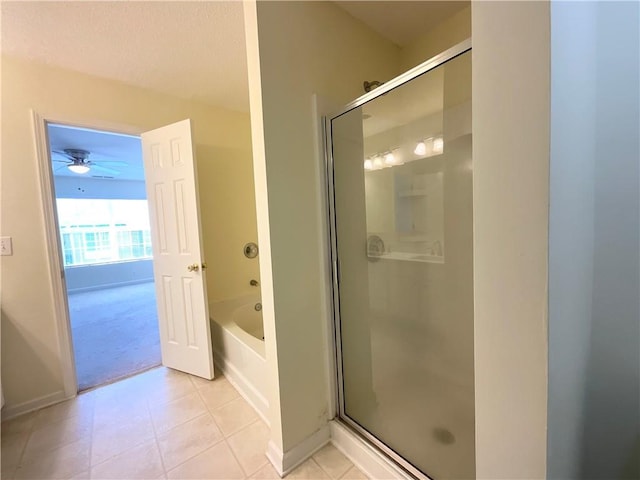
[68,282,161,391]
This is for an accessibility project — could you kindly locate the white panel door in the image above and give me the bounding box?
[141,119,214,379]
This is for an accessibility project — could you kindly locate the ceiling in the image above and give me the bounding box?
[334,1,469,47]
[2,1,467,120]
[49,124,144,181]
[1,1,250,112]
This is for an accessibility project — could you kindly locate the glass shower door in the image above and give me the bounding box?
[328,47,473,479]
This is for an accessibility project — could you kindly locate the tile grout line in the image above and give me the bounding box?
[145,389,171,478]
[4,368,274,480]
[20,408,51,470]
[223,417,271,479]
[225,417,270,477]
[311,456,338,480]
[192,375,267,479]
[1,416,35,478]
[223,434,251,479]
[337,464,360,480]
[11,403,94,479]
[225,416,265,439]
[162,437,228,478]
[14,409,78,473]
[14,412,37,471]
[89,390,156,473]
[84,398,96,479]
[148,377,230,478]
[192,381,249,478]
[193,379,240,433]
[155,412,227,477]
[195,379,243,412]
[313,448,364,480]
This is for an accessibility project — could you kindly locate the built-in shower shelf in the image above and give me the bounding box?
[398,190,428,197]
[368,251,444,264]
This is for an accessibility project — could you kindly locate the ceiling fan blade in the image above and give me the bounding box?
[91,164,121,175]
[52,150,74,160]
[51,152,72,161]
[93,160,129,167]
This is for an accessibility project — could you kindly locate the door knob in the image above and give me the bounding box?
[187,264,200,272]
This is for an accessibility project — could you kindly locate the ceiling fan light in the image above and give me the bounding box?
[68,163,90,174]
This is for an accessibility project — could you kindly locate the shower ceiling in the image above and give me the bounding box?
[334,1,470,138]
[334,1,469,46]
[361,69,445,138]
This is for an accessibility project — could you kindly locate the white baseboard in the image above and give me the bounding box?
[267,425,331,477]
[212,355,269,425]
[266,440,285,476]
[330,420,410,480]
[66,277,154,294]
[1,390,69,421]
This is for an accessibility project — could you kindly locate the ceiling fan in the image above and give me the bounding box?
[52,148,128,176]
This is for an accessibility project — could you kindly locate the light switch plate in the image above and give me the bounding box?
[0,236,13,256]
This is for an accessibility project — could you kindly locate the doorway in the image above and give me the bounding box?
[47,123,161,391]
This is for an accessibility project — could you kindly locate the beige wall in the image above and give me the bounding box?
[0,56,258,410]
[245,0,400,459]
[472,2,549,477]
[249,1,550,475]
[401,5,471,71]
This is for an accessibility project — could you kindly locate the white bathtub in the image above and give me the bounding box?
[209,295,268,421]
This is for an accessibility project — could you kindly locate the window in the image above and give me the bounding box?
[116,229,153,260]
[57,199,153,267]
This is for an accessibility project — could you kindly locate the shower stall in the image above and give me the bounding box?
[325,40,473,479]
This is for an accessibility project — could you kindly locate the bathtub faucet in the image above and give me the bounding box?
[250,279,259,287]
[254,303,262,312]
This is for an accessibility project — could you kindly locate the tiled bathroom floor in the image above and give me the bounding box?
[1,367,367,480]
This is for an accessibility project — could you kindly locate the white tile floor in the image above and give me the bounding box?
[1,367,368,480]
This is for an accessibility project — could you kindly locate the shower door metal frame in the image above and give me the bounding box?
[323,38,472,480]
